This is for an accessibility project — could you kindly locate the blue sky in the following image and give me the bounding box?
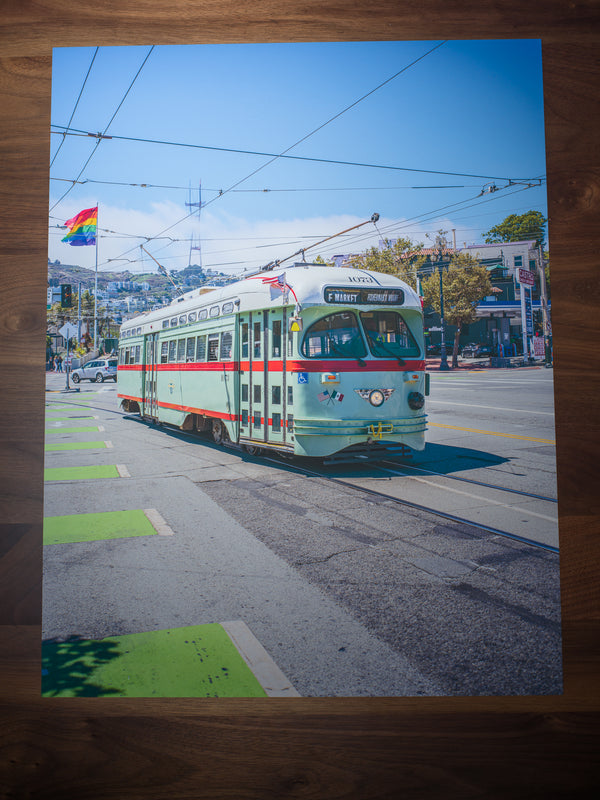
[48,40,547,275]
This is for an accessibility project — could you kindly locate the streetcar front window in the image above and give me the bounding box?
[301,312,367,359]
[359,311,420,359]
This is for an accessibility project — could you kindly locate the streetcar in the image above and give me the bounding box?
[117,263,429,461]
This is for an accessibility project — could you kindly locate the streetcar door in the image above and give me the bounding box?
[265,307,287,446]
[143,333,159,419]
[238,312,266,444]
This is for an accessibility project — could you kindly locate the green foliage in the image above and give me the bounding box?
[347,237,425,291]
[421,253,492,367]
[483,211,547,248]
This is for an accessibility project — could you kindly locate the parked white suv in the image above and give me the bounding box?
[71,358,118,383]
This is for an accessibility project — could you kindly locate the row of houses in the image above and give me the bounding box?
[333,239,550,358]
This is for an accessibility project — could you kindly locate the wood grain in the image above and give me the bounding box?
[1,2,599,796]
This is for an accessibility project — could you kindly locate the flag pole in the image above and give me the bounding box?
[93,203,98,353]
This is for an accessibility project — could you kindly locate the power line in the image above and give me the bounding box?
[50,47,99,169]
[50,46,155,213]
[49,175,484,192]
[50,124,544,185]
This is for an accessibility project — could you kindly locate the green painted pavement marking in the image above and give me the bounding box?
[44,509,157,545]
[45,441,107,451]
[45,426,100,434]
[46,416,95,420]
[41,624,267,697]
[44,465,120,482]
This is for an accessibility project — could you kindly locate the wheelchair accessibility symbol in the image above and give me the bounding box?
[297,372,309,384]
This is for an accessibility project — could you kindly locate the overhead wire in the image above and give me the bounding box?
[50,46,155,214]
[96,41,457,269]
[50,47,99,169]
[50,125,545,184]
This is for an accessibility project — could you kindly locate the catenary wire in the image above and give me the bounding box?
[95,41,452,268]
[50,47,99,169]
[50,46,155,214]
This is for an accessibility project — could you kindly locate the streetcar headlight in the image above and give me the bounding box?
[408,391,425,410]
[369,389,385,407]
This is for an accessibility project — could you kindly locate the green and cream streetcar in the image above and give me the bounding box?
[117,263,428,460]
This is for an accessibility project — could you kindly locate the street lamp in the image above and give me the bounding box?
[436,236,450,371]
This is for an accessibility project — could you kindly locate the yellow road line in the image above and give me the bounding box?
[428,422,555,444]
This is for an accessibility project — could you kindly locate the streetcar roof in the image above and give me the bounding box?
[119,264,422,335]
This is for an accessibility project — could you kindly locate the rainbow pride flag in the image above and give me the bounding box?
[61,206,97,246]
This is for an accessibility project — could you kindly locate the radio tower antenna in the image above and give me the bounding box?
[186,181,202,269]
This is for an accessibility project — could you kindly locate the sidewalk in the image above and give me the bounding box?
[425,356,548,371]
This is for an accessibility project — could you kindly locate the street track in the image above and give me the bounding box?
[47,392,559,554]
[262,455,560,555]
[377,460,557,503]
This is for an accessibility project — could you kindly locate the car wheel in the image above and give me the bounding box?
[95,373,104,383]
[243,444,263,456]
[72,373,80,383]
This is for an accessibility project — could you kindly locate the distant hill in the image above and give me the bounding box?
[48,261,171,292]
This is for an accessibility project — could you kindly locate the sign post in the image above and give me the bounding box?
[517,268,535,361]
[59,322,78,390]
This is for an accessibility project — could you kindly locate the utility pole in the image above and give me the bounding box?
[435,232,450,371]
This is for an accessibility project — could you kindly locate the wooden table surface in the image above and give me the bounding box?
[1,2,598,797]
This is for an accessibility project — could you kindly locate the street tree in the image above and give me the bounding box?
[421,253,492,368]
[483,210,547,248]
[348,237,425,291]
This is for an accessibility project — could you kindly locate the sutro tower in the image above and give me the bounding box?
[185,181,202,268]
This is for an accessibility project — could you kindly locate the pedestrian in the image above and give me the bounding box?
[56,354,63,373]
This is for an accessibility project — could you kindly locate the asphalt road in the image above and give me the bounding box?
[42,366,562,697]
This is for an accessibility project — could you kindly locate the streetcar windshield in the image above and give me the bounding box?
[302,311,367,359]
[360,311,421,358]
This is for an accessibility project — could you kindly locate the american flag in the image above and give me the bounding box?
[261,272,287,292]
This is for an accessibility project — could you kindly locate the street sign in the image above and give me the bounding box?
[59,322,78,340]
[517,268,536,286]
[428,326,442,331]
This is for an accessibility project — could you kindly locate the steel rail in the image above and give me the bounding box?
[262,456,560,555]
[378,460,558,504]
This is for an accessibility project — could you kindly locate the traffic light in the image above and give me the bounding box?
[61,284,72,308]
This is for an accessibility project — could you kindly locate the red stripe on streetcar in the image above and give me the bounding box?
[118,359,424,374]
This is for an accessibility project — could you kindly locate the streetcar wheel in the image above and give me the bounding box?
[212,420,227,444]
[71,373,80,383]
[95,373,104,383]
[243,444,263,457]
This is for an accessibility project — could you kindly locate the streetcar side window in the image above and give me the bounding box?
[220,331,233,361]
[135,345,141,364]
[168,340,177,362]
[177,339,186,362]
[196,335,207,362]
[241,323,249,359]
[288,386,293,405]
[188,311,197,323]
[253,412,261,429]
[207,333,220,361]
[359,311,420,358]
[254,385,261,403]
[162,320,170,329]
[253,322,261,358]
[170,317,178,327]
[272,385,281,405]
[301,311,367,359]
[124,348,130,365]
[160,342,169,363]
[241,410,248,427]
[186,337,195,362]
[241,384,248,402]
[272,320,282,358]
[272,413,281,432]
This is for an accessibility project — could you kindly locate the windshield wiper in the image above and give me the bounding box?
[368,337,406,365]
